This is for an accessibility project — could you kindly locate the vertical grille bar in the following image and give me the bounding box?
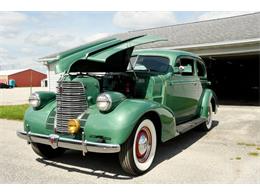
[56,81,87,133]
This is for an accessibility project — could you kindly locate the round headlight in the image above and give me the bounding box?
[96,93,112,111]
[29,93,40,108]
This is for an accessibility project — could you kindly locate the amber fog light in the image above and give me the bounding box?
[68,119,80,134]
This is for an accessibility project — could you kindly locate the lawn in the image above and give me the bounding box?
[0,104,29,120]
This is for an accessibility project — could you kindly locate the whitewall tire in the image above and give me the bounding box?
[119,118,157,175]
[200,102,213,131]
[206,103,213,129]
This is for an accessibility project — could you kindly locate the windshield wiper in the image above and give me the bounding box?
[147,68,159,73]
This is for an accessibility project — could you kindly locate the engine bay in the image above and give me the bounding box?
[99,73,134,97]
[67,72,148,99]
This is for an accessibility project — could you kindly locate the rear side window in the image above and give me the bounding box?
[175,58,195,76]
[196,60,206,77]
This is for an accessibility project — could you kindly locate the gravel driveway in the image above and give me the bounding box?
[0,106,259,183]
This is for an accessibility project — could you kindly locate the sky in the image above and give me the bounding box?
[0,11,255,73]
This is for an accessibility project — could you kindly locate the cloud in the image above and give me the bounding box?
[0,48,8,57]
[0,48,18,70]
[0,12,27,25]
[0,12,27,39]
[0,49,45,72]
[0,26,20,38]
[83,32,110,43]
[40,12,68,19]
[0,12,111,72]
[113,11,176,30]
[25,31,110,52]
[21,47,34,54]
[198,11,256,21]
[25,31,81,50]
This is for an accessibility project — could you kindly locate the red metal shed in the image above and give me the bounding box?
[0,69,47,87]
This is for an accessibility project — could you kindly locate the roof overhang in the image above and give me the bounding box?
[156,38,260,56]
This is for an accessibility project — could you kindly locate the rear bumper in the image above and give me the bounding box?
[17,130,120,153]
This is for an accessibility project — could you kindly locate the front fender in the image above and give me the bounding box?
[84,99,176,144]
[24,100,56,135]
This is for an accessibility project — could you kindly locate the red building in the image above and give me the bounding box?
[0,69,47,87]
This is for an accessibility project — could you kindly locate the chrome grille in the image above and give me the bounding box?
[56,81,87,133]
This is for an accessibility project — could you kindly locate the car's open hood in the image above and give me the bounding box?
[39,35,166,73]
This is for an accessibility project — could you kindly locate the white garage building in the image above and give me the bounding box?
[42,12,260,105]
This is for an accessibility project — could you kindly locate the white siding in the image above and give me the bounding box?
[47,64,62,92]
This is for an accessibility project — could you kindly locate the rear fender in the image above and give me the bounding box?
[199,89,218,118]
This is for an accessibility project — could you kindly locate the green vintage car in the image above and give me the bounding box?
[17,35,218,175]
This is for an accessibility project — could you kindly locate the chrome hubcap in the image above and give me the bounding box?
[138,134,148,156]
[135,127,152,163]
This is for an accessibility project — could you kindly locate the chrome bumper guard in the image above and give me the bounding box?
[17,130,120,153]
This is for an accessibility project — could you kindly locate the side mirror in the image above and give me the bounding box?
[173,66,184,74]
[173,65,192,74]
[178,65,185,73]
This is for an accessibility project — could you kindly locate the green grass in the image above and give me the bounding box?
[237,142,257,147]
[248,152,259,157]
[0,104,29,120]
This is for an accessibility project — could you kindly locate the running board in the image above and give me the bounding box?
[176,118,206,134]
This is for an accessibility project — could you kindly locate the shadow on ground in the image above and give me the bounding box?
[36,121,219,180]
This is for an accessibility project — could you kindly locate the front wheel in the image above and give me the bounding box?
[119,118,157,175]
[31,143,66,159]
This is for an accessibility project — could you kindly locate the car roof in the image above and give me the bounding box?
[133,49,201,60]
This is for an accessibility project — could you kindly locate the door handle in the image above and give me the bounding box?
[169,81,174,86]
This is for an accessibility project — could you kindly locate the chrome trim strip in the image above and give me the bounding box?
[17,130,120,153]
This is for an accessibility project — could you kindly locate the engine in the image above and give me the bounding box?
[100,73,135,97]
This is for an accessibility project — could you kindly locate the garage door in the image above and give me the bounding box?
[203,53,260,106]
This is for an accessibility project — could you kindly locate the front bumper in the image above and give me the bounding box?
[17,130,120,153]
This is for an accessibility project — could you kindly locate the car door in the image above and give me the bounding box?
[195,59,207,91]
[194,59,207,113]
[165,56,200,124]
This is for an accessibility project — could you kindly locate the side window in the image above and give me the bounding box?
[196,60,206,77]
[175,58,195,76]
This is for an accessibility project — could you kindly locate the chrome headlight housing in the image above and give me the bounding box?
[96,93,112,111]
[29,93,40,108]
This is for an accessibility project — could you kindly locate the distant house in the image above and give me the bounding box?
[41,78,48,87]
[0,69,47,87]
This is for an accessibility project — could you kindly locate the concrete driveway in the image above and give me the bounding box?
[0,87,48,105]
[0,106,259,183]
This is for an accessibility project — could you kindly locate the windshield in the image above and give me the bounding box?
[128,55,170,73]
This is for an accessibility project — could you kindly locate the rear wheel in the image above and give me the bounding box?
[119,118,157,175]
[200,102,213,131]
[31,143,65,159]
